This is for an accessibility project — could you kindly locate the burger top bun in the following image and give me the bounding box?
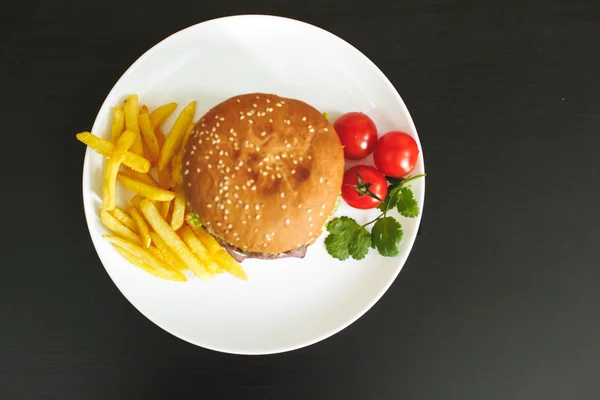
[182,93,344,254]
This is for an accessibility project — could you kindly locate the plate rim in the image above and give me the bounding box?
[81,14,426,355]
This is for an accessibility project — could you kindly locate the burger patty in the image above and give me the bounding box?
[210,231,308,262]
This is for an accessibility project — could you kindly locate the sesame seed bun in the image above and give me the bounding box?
[182,93,344,254]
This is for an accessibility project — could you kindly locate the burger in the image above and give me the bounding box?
[181,93,344,261]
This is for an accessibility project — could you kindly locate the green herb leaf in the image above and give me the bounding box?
[323,112,330,120]
[188,213,202,227]
[325,217,372,260]
[371,217,403,256]
[378,184,402,212]
[396,187,419,217]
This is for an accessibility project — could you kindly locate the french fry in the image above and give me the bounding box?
[147,246,164,260]
[170,190,186,231]
[105,236,186,282]
[139,111,160,163]
[120,167,159,187]
[117,173,175,201]
[124,94,144,155]
[158,101,196,171]
[130,194,143,207]
[140,105,149,114]
[155,128,165,148]
[171,152,183,185]
[171,122,195,185]
[140,200,213,280]
[110,106,125,144]
[158,162,173,189]
[155,199,171,221]
[178,226,222,273]
[75,132,150,173]
[129,206,152,248]
[150,102,177,129]
[100,209,141,245]
[150,232,187,270]
[185,214,248,281]
[102,130,136,210]
[111,207,137,232]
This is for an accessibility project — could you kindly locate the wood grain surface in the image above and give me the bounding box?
[2,0,599,399]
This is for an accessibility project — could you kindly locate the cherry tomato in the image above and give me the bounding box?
[333,112,378,160]
[341,165,388,210]
[373,131,419,178]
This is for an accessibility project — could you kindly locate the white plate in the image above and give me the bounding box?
[82,15,425,355]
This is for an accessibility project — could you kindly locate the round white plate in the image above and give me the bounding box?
[82,15,425,355]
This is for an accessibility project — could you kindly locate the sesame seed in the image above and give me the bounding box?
[215,196,220,201]
[309,223,314,228]
[190,151,195,155]
[256,95,260,99]
[240,115,245,120]
[285,218,290,226]
[216,122,220,127]
[261,131,266,137]
[216,222,222,227]
[280,192,285,198]
[185,161,190,166]
[281,204,287,209]
[184,169,189,175]
[269,119,273,123]
[207,204,212,208]
[309,232,313,236]
[255,205,260,211]
[248,120,253,124]
[247,168,252,172]
[227,224,233,229]
[252,103,257,108]
[324,128,329,132]
[251,186,257,191]
[308,216,313,222]
[321,204,327,209]
[220,117,225,121]
[266,99,270,103]
[307,208,312,213]
[298,204,303,208]
[254,227,259,232]
[291,170,296,174]
[207,164,212,169]
[319,211,324,216]
[319,177,324,183]
[196,168,201,173]
[187,183,191,187]
[256,215,260,220]
[236,99,241,103]
[276,103,282,107]
[309,128,315,133]
[302,117,307,121]
[263,243,268,248]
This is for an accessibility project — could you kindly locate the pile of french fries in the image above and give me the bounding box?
[76,95,247,282]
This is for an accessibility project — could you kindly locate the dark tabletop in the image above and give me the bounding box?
[3,0,600,399]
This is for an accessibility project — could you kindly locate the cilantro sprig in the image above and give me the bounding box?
[325,174,425,260]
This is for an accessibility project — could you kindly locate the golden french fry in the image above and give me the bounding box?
[150,232,187,270]
[75,132,150,173]
[129,206,152,248]
[124,94,143,155]
[171,152,183,185]
[102,130,136,210]
[130,194,144,207]
[185,214,247,281]
[150,102,178,129]
[147,246,164,260]
[178,226,222,274]
[139,111,160,163]
[120,167,159,187]
[100,209,141,245]
[155,128,165,148]
[155,199,171,221]
[117,173,175,201]
[111,207,137,232]
[170,190,185,231]
[110,106,125,144]
[158,101,196,171]
[140,105,149,114]
[140,200,213,280]
[105,236,186,282]
[157,164,172,190]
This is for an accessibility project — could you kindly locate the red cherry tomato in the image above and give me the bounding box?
[341,165,388,210]
[333,112,378,160]
[373,131,419,178]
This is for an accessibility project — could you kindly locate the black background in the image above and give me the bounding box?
[2,0,600,399]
